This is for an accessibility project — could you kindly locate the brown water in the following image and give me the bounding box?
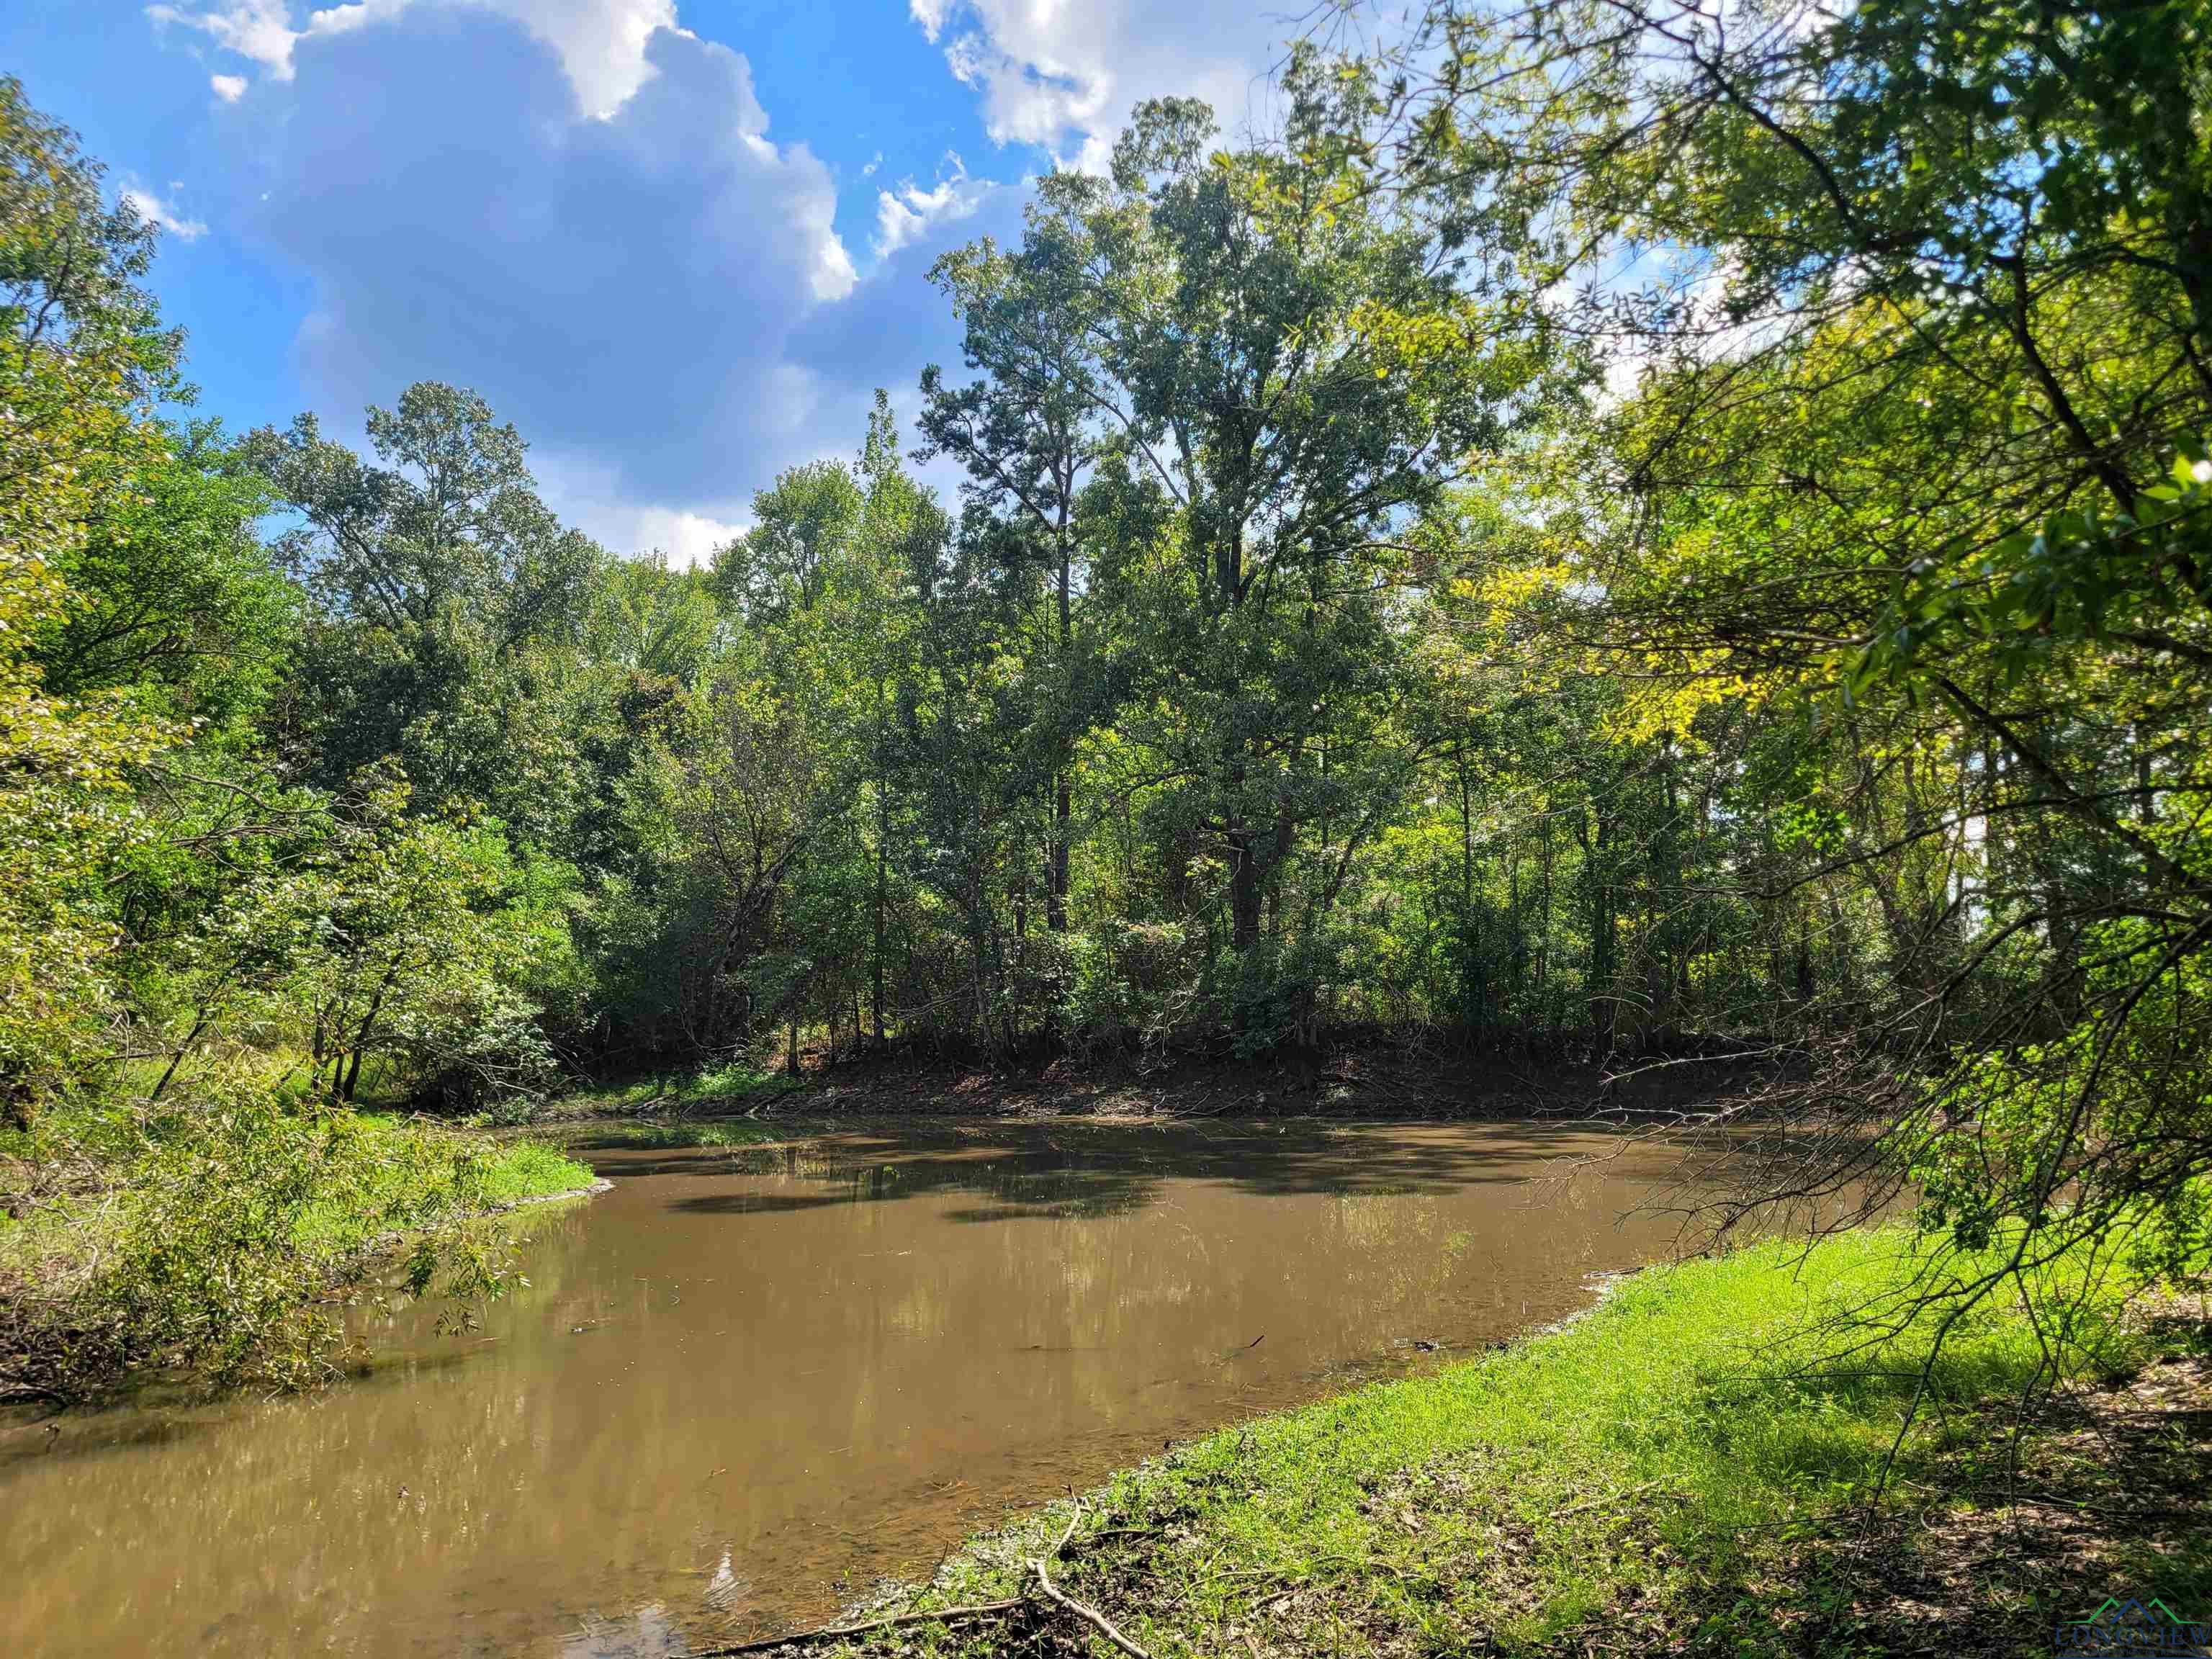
[0,1118,1706,1658]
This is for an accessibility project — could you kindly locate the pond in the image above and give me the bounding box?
[0,1118,1714,1658]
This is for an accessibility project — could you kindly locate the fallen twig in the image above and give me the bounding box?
[690,1503,1154,1659]
[688,1596,1024,1655]
[1030,1507,1154,1659]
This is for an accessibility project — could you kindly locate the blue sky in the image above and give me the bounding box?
[3,0,1304,560]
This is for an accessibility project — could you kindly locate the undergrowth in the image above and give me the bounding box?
[515,1058,796,1125]
[0,1068,594,1401]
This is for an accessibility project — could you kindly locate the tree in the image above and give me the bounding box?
[585,552,719,683]
[32,418,293,730]
[920,220,1112,932]
[244,382,603,843]
[1344,0,2212,1327]
[184,769,574,1105]
[1046,93,1556,987]
[0,78,181,1124]
[713,460,863,621]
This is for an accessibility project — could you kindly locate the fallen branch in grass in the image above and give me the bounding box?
[691,1503,1155,1659]
[1029,1509,1154,1659]
[688,1596,1025,1655]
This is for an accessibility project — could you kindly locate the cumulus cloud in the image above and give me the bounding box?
[137,0,1149,551]
[912,0,1292,169]
[539,451,746,565]
[146,0,299,78]
[212,3,870,524]
[148,0,682,117]
[122,186,209,241]
[626,504,746,567]
[873,155,994,259]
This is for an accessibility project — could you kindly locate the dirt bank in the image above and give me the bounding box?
[564,1041,1765,1127]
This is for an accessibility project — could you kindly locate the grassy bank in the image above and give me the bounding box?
[1,1094,595,1403]
[541,1057,801,1119]
[752,1226,2207,1659]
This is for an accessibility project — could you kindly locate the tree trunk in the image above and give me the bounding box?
[1458,755,1480,1034]
[1048,505,1074,932]
[872,769,888,1045]
[1583,805,1618,1060]
[1228,831,1263,951]
[341,959,405,1102]
[1047,773,1071,932]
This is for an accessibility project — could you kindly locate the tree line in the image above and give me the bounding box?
[5,0,2211,1292]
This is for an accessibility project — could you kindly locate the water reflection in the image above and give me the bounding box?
[1,1119,1701,1658]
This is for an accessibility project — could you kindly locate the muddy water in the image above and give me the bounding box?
[0,1118,1707,1658]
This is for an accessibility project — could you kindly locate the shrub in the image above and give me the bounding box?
[4,1064,588,1397]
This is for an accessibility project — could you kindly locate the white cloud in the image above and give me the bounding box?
[139,0,1013,567]
[634,505,745,567]
[797,174,859,302]
[148,0,683,117]
[146,0,299,77]
[914,0,1292,167]
[209,71,249,100]
[595,502,748,567]
[538,452,746,566]
[233,6,867,534]
[909,0,954,45]
[122,186,209,241]
[873,154,993,259]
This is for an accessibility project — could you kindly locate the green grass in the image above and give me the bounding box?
[547,1057,796,1118]
[472,1137,597,1200]
[291,1115,595,1251]
[104,1048,416,1113]
[824,1226,2189,1656]
[7,1105,594,1262]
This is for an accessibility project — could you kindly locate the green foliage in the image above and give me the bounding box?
[714,459,863,619]
[23,1076,589,1391]
[1307,0,2212,1349]
[585,550,718,681]
[0,76,180,1129]
[31,417,294,727]
[244,381,605,847]
[1059,921,1197,1048]
[1854,438,2212,696]
[0,86,609,1398]
[1910,911,2212,1282]
[184,768,582,1107]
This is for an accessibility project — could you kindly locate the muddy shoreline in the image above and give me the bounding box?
[554,1042,1762,1127]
